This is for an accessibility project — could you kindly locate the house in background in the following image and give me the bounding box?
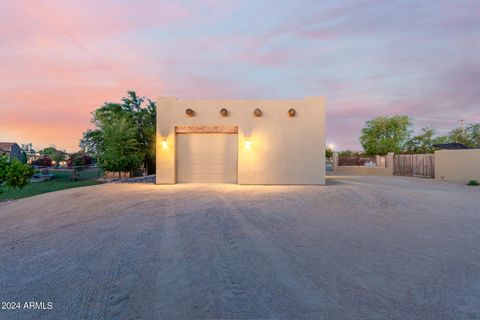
[156,97,325,185]
[433,143,471,150]
[0,142,22,161]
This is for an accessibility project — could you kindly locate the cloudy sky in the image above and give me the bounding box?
[1,0,479,151]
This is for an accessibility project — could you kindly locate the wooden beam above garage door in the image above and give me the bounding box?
[175,125,238,134]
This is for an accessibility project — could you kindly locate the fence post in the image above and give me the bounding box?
[333,152,338,173]
[386,152,394,175]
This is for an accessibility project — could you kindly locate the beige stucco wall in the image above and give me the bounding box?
[434,150,480,181]
[332,153,394,176]
[156,97,325,184]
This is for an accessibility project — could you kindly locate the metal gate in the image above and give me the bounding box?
[393,154,435,178]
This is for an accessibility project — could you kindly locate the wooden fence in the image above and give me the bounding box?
[393,154,435,178]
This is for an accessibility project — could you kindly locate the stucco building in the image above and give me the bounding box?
[156,97,325,184]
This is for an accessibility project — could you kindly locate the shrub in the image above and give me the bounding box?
[32,155,53,167]
[0,156,34,193]
[337,150,363,157]
[4,160,34,189]
[325,148,334,159]
[467,180,480,186]
[67,152,93,167]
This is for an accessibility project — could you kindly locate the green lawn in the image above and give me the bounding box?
[0,171,103,201]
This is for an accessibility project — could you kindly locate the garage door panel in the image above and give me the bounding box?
[177,133,238,183]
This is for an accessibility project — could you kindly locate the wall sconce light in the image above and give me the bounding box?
[220,108,228,117]
[245,138,252,149]
[288,108,296,117]
[253,108,262,117]
[185,108,195,117]
[161,138,168,149]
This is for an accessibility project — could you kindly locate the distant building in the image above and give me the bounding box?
[0,142,22,161]
[433,143,471,150]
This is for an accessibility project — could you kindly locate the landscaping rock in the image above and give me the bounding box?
[114,174,156,184]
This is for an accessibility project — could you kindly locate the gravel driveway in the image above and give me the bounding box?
[0,176,479,319]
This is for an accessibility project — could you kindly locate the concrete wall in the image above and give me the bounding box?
[333,153,394,176]
[434,149,480,181]
[156,97,325,184]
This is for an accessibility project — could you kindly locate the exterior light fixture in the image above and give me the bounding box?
[253,108,262,117]
[288,108,296,117]
[161,138,168,149]
[220,108,228,117]
[185,108,195,117]
[245,138,252,149]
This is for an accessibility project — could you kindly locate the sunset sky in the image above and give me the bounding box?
[1,0,479,152]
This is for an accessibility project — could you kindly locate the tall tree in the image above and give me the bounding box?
[448,127,470,146]
[448,123,480,148]
[99,118,143,178]
[405,127,447,154]
[466,124,480,148]
[360,116,412,155]
[80,91,156,174]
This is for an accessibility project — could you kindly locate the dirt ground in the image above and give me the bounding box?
[0,176,479,319]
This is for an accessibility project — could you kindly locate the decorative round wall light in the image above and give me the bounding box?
[288,108,296,117]
[185,108,195,117]
[220,108,228,117]
[254,108,262,117]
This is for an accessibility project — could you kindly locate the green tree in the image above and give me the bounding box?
[67,152,94,167]
[325,148,334,159]
[405,127,438,153]
[466,124,480,148]
[39,147,67,166]
[432,135,449,145]
[79,129,103,155]
[80,91,156,174]
[360,116,412,155]
[448,127,470,146]
[337,150,358,157]
[447,124,480,148]
[0,156,34,193]
[99,118,143,178]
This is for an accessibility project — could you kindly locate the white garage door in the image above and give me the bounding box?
[177,133,238,183]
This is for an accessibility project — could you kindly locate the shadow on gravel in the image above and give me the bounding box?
[325,175,354,186]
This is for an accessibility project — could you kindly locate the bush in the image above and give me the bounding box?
[337,150,363,157]
[67,152,93,167]
[4,160,34,189]
[0,156,34,193]
[325,148,334,159]
[467,180,480,186]
[32,155,53,167]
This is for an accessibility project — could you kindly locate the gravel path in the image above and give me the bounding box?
[0,176,479,319]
